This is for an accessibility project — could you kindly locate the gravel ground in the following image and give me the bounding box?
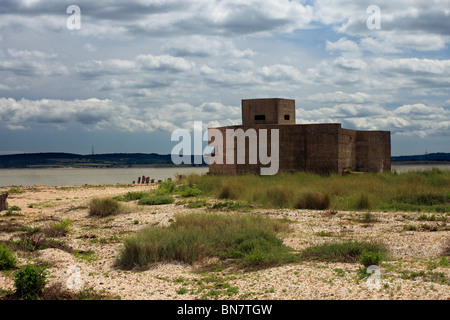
[0,184,448,300]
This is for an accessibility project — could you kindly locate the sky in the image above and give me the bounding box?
[0,0,449,157]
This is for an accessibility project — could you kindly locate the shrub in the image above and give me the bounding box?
[295,192,330,210]
[0,243,16,270]
[114,191,152,202]
[178,186,203,198]
[88,198,123,217]
[43,219,71,237]
[137,195,174,206]
[300,241,389,263]
[360,250,384,267]
[157,180,177,194]
[14,264,47,300]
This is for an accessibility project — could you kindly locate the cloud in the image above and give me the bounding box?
[315,0,450,52]
[136,54,194,72]
[0,48,68,77]
[307,91,372,104]
[326,37,359,53]
[298,102,450,138]
[162,36,256,59]
[0,97,241,133]
[375,58,450,75]
[0,0,314,38]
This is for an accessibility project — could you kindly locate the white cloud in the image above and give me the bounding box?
[315,0,450,52]
[0,0,314,38]
[326,38,359,53]
[0,97,241,133]
[307,91,372,104]
[333,57,367,71]
[0,48,68,77]
[136,54,194,72]
[298,102,450,137]
[375,58,450,75]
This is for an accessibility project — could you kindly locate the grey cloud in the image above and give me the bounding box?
[0,49,68,77]
[298,102,450,137]
[0,0,314,38]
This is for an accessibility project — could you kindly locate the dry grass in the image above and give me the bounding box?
[181,169,449,212]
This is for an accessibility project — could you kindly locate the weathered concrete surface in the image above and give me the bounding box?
[209,99,391,175]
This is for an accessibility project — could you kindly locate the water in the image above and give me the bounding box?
[0,165,448,187]
[391,164,450,173]
[0,167,209,187]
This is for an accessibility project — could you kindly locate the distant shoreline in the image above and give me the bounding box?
[391,161,450,165]
[0,165,207,169]
[1,162,450,169]
[0,151,449,169]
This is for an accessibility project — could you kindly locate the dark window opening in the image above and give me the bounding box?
[284,115,290,120]
[255,115,266,121]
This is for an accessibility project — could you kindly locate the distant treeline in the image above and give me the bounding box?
[0,152,448,168]
[0,153,208,168]
[391,152,450,163]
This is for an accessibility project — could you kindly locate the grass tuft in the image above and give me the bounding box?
[300,241,389,263]
[115,212,297,270]
[295,192,330,210]
[88,198,125,217]
[137,195,174,206]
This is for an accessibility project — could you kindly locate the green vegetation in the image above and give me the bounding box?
[113,191,153,202]
[88,198,125,217]
[14,264,47,300]
[7,187,25,194]
[0,243,16,270]
[5,206,22,216]
[113,180,204,206]
[179,169,449,212]
[359,250,384,267]
[400,270,449,285]
[43,219,72,237]
[300,241,389,263]
[115,212,297,270]
[137,195,174,206]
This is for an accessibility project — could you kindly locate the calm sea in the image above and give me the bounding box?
[0,165,448,187]
[0,167,209,187]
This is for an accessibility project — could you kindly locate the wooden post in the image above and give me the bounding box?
[142,176,146,184]
[146,177,150,184]
[151,179,155,184]
[0,192,8,211]
[137,177,141,184]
